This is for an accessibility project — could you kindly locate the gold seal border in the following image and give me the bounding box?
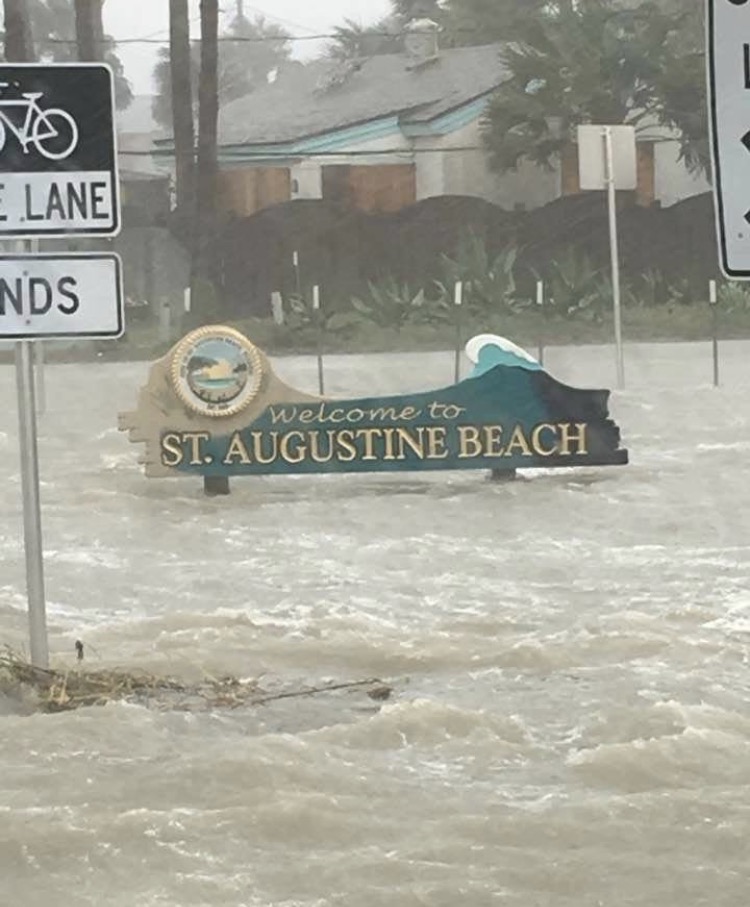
[170,326,265,418]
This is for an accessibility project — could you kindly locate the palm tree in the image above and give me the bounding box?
[191,0,220,317]
[440,0,549,47]
[153,13,290,128]
[169,0,195,234]
[328,17,401,60]
[393,0,441,21]
[481,1,707,175]
[3,0,34,60]
[73,0,104,60]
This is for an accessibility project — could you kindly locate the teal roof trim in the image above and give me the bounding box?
[216,115,402,164]
[401,96,491,138]
[157,95,493,165]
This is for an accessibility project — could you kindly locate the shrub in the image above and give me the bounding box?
[350,276,428,329]
[718,281,750,312]
[439,232,525,315]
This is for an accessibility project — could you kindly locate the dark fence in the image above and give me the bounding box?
[217,192,721,317]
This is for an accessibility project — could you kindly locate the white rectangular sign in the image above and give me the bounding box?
[0,252,123,339]
[577,125,637,191]
[0,172,115,233]
[708,0,750,277]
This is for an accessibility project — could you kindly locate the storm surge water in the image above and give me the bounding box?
[1,342,749,906]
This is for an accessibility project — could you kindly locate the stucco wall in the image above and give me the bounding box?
[419,120,560,210]
[216,122,710,215]
[285,118,563,211]
[415,148,445,200]
[291,130,415,201]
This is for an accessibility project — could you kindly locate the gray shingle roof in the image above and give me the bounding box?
[217,44,507,148]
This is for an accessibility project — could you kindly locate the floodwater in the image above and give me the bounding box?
[1,341,749,906]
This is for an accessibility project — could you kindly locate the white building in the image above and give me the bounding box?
[160,22,708,218]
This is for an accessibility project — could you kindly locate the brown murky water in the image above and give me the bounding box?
[1,342,749,906]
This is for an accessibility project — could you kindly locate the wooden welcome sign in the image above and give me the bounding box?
[118,326,628,487]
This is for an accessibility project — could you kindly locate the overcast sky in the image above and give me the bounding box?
[102,0,393,97]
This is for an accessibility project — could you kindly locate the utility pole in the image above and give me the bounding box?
[74,0,104,61]
[192,0,220,311]
[169,0,196,234]
[3,0,33,60]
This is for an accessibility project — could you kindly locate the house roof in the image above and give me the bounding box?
[217,43,507,148]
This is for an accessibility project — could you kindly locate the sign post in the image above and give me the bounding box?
[15,332,47,667]
[709,279,720,386]
[708,0,750,278]
[312,284,325,396]
[0,64,123,667]
[34,338,45,416]
[453,281,463,383]
[536,280,545,366]
[577,124,636,389]
[603,127,625,389]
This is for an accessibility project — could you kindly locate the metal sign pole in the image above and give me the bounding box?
[709,280,720,387]
[14,337,49,668]
[35,341,46,416]
[604,126,625,389]
[312,284,325,396]
[536,280,545,366]
[454,281,463,383]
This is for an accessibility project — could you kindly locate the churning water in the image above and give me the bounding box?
[1,341,749,906]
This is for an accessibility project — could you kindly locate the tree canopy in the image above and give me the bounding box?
[327,0,441,59]
[152,12,290,129]
[327,17,401,61]
[0,0,132,108]
[329,0,709,172]
[477,1,707,175]
[327,0,707,175]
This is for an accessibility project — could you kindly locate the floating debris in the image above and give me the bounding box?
[367,684,394,701]
[0,648,391,715]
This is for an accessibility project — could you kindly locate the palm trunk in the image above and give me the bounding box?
[3,0,34,61]
[191,0,220,319]
[169,0,195,230]
[74,0,104,61]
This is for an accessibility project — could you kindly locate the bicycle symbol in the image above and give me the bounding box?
[0,82,79,161]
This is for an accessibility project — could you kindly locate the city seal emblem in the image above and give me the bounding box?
[170,326,264,418]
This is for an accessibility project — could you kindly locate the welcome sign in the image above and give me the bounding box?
[119,327,628,481]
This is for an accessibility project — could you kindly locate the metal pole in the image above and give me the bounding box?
[34,341,46,416]
[709,280,719,388]
[292,249,301,300]
[15,338,49,668]
[536,280,545,366]
[453,281,463,383]
[271,291,284,326]
[604,127,625,389]
[313,284,324,396]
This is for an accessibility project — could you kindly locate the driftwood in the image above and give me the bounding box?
[0,648,392,714]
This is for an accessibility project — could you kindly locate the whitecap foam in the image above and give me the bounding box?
[309,698,532,752]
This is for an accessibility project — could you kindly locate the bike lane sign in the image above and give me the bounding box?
[0,63,119,238]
